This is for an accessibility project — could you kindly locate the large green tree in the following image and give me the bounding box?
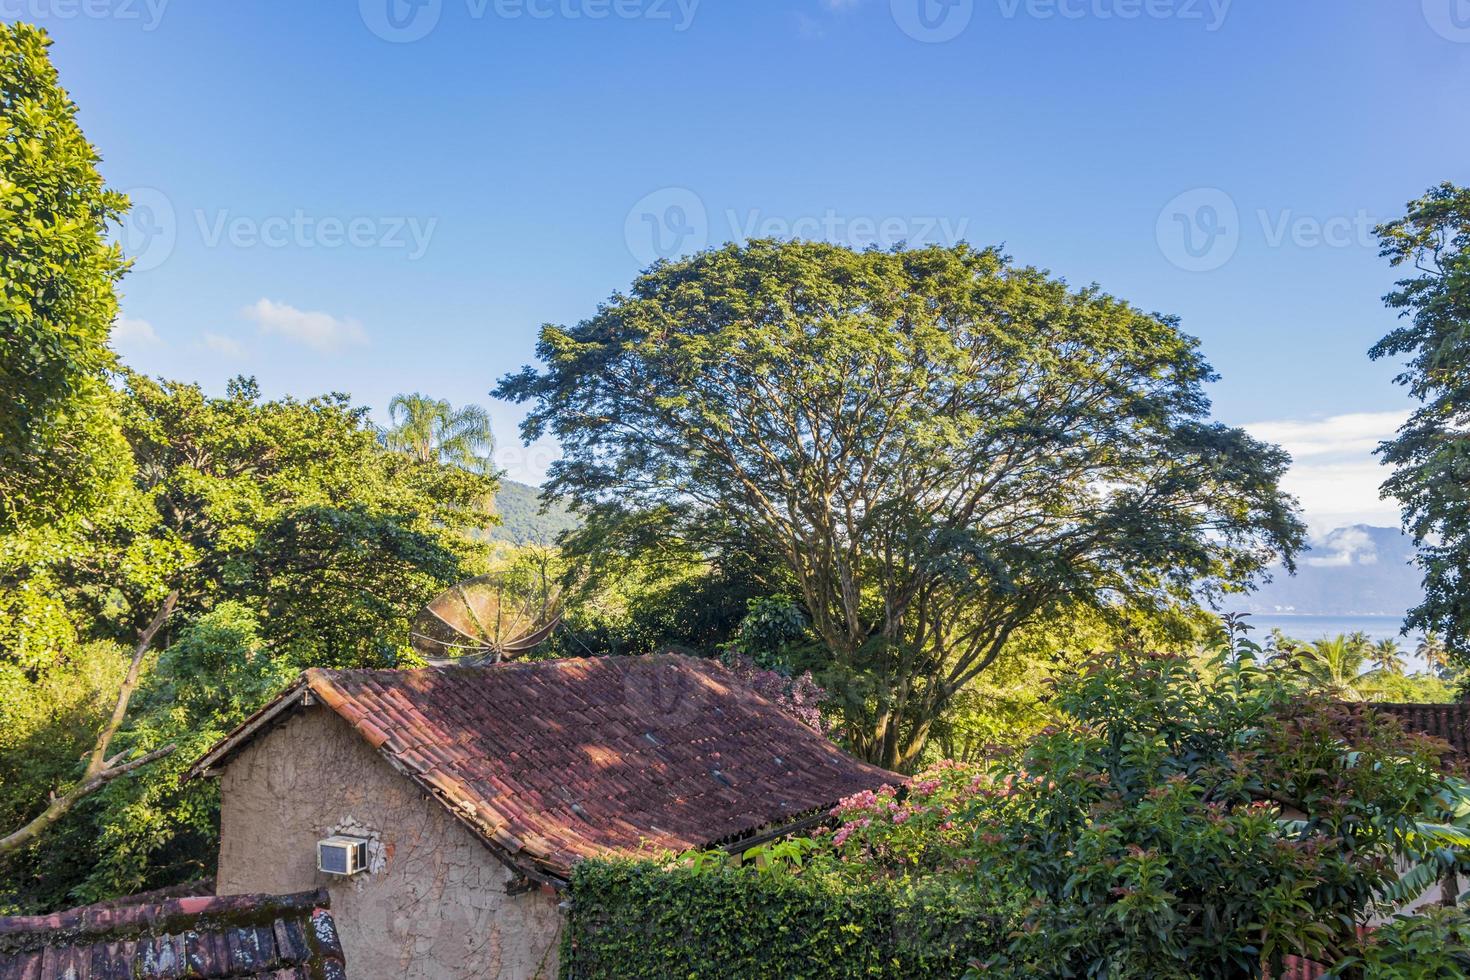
[1,374,497,908]
[0,24,132,530]
[497,241,1304,768]
[1371,183,1470,662]
[0,23,174,882]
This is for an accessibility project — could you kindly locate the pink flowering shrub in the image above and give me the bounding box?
[721,651,831,736]
[814,647,1459,978]
[825,761,982,875]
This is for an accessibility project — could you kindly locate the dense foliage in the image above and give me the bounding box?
[567,641,1467,979]
[1370,183,1470,664]
[0,374,496,910]
[499,240,1305,767]
[0,24,132,530]
[563,859,1010,979]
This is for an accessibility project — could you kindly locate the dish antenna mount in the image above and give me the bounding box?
[410,573,562,666]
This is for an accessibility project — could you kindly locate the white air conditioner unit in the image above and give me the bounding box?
[317,836,369,876]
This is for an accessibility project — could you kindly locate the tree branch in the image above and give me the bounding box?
[87,590,178,777]
[0,591,180,859]
[0,745,176,857]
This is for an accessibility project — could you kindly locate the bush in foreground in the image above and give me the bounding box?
[565,642,1468,979]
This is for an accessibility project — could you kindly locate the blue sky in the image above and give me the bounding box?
[28,0,1470,531]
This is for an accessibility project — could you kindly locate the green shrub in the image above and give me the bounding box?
[1331,907,1470,978]
[562,859,1008,979]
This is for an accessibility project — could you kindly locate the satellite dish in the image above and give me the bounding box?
[411,573,563,666]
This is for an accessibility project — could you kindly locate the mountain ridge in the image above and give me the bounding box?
[490,478,579,546]
[1241,524,1422,618]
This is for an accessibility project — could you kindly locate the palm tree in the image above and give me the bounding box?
[1418,632,1452,679]
[1299,635,1370,701]
[1370,638,1405,675]
[384,394,495,473]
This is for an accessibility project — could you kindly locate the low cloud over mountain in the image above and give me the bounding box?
[1241,525,1422,617]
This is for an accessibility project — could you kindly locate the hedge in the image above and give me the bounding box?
[560,859,1008,979]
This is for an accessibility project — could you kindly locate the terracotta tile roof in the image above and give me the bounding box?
[1371,701,1470,757]
[189,654,895,884]
[0,888,344,979]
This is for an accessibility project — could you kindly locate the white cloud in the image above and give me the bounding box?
[113,316,160,346]
[1246,411,1406,461]
[1304,525,1378,568]
[243,298,366,352]
[1244,411,1408,533]
[202,333,245,358]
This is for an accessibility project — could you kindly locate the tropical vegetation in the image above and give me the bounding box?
[567,639,1470,978]
[497,240,1304,767]
[2,21,1467,979]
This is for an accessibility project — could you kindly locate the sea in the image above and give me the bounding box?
[1243,614,1419,646]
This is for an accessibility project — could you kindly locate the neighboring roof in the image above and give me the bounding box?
[0,887,344,979]
[189,654,894,885]
[1371,701,1470,758]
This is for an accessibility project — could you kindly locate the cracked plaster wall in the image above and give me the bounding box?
[216,705,563,979]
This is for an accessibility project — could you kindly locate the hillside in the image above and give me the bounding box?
[1241,525,1423,617]
[490,478,580,545]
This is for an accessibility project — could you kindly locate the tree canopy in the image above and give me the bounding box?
[1371,182,1470,663]
[498,241,1304,767]
[0,24,132,530]
[382,392,496,474]
[1,374,498,908]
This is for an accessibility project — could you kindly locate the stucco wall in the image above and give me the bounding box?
[216,705,564,979]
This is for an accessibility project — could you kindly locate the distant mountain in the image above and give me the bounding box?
[490,479,579,546]
[1241,525,1423,617]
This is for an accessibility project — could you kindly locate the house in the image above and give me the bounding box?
[0,881,344,979]
[186,653,894,979]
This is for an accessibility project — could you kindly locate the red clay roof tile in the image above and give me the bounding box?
[1372,700,1470,757]
[0,888,344,980]
[193,654,894,883]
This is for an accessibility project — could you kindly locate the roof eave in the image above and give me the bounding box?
[183,676,315,782]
